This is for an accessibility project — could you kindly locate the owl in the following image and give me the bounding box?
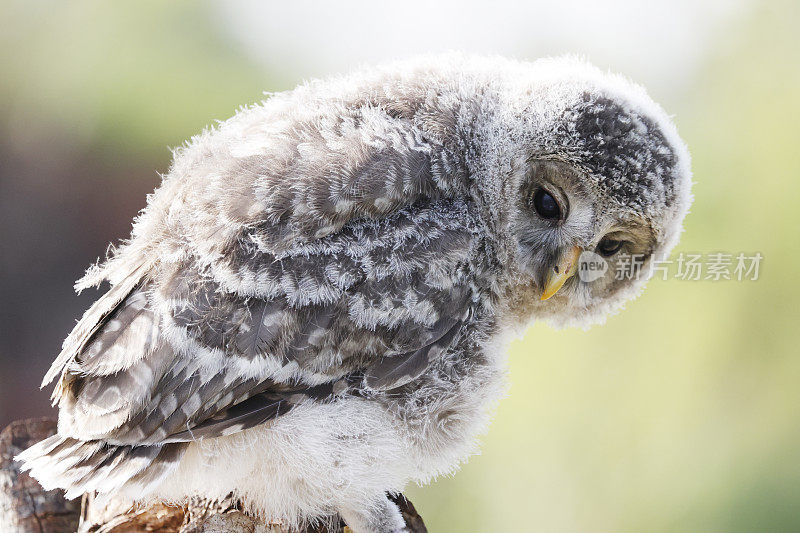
[18,55,691,533]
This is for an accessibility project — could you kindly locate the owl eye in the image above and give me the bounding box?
[531,188,561,220]
[597,238,624,257]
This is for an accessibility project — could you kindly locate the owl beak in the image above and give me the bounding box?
[540,245,582,301]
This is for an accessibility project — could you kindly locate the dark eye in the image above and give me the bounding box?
[597,238,624,257]
[532,188,561,220]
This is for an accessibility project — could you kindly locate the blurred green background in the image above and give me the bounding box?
[1,1,798,531]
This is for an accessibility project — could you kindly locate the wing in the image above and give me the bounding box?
[55,199,475,446]
[48,96,474,446]
[24,93,479,498]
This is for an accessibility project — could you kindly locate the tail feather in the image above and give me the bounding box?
[16,435,186,500]
[18,436,104,477]
[124,442,188,495]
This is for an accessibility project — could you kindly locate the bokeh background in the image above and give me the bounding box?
[2,0,799,531]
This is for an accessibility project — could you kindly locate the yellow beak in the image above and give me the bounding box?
[540,246,582,301]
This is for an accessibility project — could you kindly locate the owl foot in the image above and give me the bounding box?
[338,494,408,533]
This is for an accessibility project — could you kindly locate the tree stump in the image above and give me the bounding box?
[0,418,81,533]
[1,419,427,533]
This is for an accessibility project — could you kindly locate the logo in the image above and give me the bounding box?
[578,250,608,282]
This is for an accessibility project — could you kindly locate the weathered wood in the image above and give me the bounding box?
[1,419,427,533]
[0,418,81,533]
[78,491,426,532]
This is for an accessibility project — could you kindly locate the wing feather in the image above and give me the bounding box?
[364,315,465,391]
[43,258,152,401]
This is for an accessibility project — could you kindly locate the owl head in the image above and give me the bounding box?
[471,57,693,327]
